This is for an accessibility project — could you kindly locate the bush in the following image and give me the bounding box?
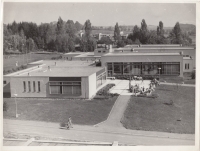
[147,93,159,98]
[60,122,66,127]
[3,101,9,112]
[96,84,115,96]
[96,62,101,66]
[191,70,195,79]
[21,65,27,69]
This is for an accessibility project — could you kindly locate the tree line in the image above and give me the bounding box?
[112,19,192,47]
[3,17,96,54]
[3,18,193,54]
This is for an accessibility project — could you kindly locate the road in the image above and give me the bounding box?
[3,119,194,146]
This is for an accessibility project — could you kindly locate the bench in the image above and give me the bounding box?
[107,77,115,80]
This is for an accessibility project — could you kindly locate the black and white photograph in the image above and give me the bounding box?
[1,0,199,149]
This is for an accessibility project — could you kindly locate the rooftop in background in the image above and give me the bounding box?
[73,52,101,58]
[7,60,104,77]
[62,52,86,55]
[104,52,181,56]
[115,47,195,50]
[139,44,183,47]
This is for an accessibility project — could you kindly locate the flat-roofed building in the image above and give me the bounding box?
[4,61,106,99]
[101,52,183,77]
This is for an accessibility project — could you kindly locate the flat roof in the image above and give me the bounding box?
[103,52,181,56]
[114,47,195,51]
[9,60,104,77]
[20,67,104,77]
[63,52,86,55]
[74,52,101,58]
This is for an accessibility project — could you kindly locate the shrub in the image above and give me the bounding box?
[191,70,195,79]
[3,101,9,112]
[12,68,16,72]
[21,65,27,69]
[96,84,115,96]
[147,93,159,98]
[60,122,66,127]
[96,62,101,66]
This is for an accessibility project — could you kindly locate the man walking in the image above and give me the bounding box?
[68,116,73,128]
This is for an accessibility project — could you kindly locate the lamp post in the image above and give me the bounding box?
[11,88,19,118]
[158,68,161,80]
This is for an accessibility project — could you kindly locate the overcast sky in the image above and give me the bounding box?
[3,2,196,27]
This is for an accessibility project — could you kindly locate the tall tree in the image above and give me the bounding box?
[75,21,83,31]
[157,21,164,36]
[56,17,65,35]
[128,25,140,42]
[169,22,183,44]
[114,22,121,41]
[139,19,149,44]
[80,20,96,52]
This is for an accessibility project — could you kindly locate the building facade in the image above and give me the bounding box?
[101,52,183,77]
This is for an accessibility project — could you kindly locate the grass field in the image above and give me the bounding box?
[3,53,61,71]
[122,85,195,134]
[3,96,117,125]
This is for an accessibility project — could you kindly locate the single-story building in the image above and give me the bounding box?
[101,52,183,77]
[4,61,106,99]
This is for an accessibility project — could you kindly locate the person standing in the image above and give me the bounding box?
[68,116,73,128]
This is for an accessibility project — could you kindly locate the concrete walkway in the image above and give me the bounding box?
[96,95,131,128]
[3,119,195,145]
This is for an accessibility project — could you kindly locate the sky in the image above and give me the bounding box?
[3,2,196,27]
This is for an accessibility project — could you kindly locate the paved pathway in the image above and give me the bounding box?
[96,95,131,128]
[3,119,195,146]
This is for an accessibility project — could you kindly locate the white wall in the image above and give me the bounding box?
[88,73,97,98]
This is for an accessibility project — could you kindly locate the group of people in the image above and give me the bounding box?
[129,78,160,97]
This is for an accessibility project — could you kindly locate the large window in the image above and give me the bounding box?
[28,81,31,92]
[96,72,106,88]
[185,63,189,70]
[107,62,180,76]
[38,81,41,92]
[114,63,122,74]
[33,81,36,92]
[49,82,81,96]
[23,81,26,92]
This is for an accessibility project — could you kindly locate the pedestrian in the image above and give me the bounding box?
[68,116,73,128]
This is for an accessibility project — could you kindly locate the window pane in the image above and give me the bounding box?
[114,63,122,73]
[50,86,61,94]
[73,85,81,95]
[23,81,26,92]
[38,81,40,92]
[33,81,35,92]
[63,85,72,94]
[28,81,31,92]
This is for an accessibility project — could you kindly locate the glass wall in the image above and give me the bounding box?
[96,72,106,88]
[107,62,180,76]
[49,82,81,96]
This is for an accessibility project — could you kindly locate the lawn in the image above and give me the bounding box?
[159,75,195,85]
[3,53,61,71]
[121,85,195,134]
[3,96,117,125]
